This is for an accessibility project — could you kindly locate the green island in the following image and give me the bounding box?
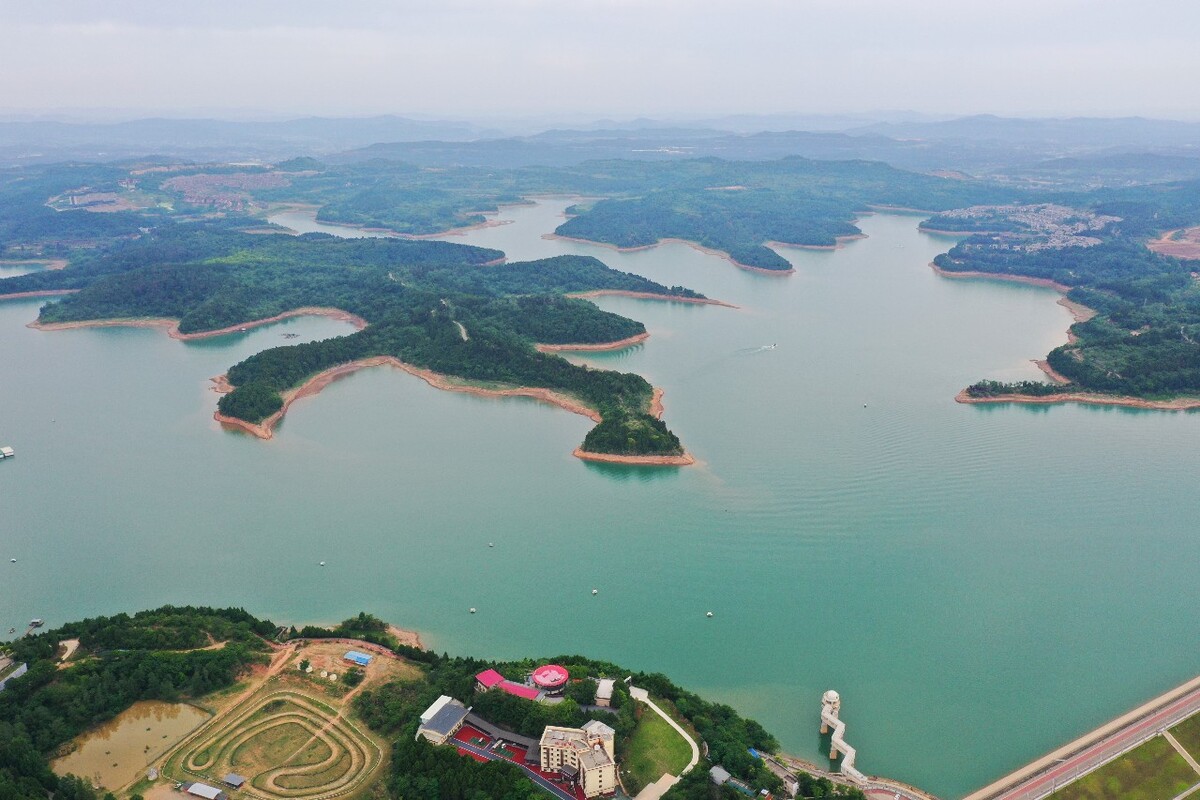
[0,606,867,800]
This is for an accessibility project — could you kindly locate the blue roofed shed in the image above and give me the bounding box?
[343,651,372,667]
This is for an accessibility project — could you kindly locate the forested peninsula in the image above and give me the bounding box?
[1,221,700,461]
[926,188,1200,404]
[0,606,865,800]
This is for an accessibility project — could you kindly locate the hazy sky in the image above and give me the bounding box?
[3,0,1199,120]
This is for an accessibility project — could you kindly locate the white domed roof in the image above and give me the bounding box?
[822,689,841,704]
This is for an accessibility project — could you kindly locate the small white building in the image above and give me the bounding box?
[416,696,470,745]
[595,679,615,707]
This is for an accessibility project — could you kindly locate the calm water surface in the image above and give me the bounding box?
[4,201,1199,797]
[51,700,209,788]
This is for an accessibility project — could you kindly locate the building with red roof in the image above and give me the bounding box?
[476,669,505,691]
[476,668,545,701]
[532,664,570,694]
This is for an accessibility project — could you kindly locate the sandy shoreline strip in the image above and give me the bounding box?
[543,233,796,275]
[955,388,1200,411]
[270,203,514,239]
[29,306,368,339]
[1,289,80,300]
[536,332,650,352]
[0,258,69,271]
[766,233,867,251]
[567,289,737,308]
[929,261,1074,293]
[918,227,991,236]
[212,356,605,441]
[214,358,694,465]
[385,624,423,650]
[572,448,695,466]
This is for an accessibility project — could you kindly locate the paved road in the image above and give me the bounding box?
[454,739,577,800]
[976,678,1200,800]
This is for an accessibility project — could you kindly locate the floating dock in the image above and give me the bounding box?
[0,446,13,459]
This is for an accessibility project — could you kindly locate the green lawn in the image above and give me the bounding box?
[623,705,693,793]
[1048,736,1198,800]
[1171,714,1200,762]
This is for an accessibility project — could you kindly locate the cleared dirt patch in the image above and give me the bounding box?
[1149,226,1200,259]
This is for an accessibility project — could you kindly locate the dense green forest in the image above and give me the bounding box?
[0,221,696,457]
[252,155,1032,271]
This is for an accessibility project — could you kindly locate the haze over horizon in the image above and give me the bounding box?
[3,0,1200,122]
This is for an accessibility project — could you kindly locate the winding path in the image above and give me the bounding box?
[629,686,700,800]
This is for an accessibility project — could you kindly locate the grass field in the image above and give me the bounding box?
[623,705,693,792]
[1171,714,1200,762]
[1047,736,1198,800]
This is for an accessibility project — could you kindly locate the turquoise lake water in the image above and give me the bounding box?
[3,199,1199,797]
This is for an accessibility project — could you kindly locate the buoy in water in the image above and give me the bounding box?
[470,607,477,614]
[319,561,326,566]
[9,558,15,563]
[488,542,494,548]
[706,611,714,618]
[863,403,867,408]
[592,588,598,595]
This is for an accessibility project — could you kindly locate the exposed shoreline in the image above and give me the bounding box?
[766,233,867,251]
[1,289,79,300]
[542,233,796,275]
[567,289,737,308]
[918,227,991,236]
[926,262,1200,411]
[29,306,368,339]
[0,258,69,271]
[571,448,695,466]
[212,355,606,440]
[535,332,650,353]
[955,388,1200,410]
[214,358,694,465]
[929,261,1073,293]
[268,202,516,239]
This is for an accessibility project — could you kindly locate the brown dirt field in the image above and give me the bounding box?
[1149,226,1200,259]
[284,641,421,690]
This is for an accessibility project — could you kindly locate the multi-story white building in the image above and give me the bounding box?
[539,721,618,798]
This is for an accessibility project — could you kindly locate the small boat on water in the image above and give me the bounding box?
[0,446,14,459]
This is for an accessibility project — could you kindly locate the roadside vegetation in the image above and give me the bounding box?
[1046,735,1197,800]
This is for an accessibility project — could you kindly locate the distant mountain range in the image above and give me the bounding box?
[2,112,1199,185]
